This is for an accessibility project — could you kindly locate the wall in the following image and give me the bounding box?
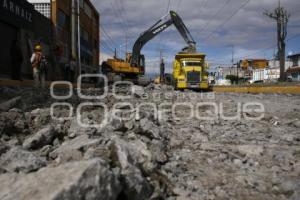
[0,0,52,79]
[51,0,99,75]
[79,0,99,70]
[268,60,292,70]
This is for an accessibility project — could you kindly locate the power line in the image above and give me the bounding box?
[204,0,251,42]
[100,40,115,54]
[167,0,171,12]
[176,0,182,11]
[200,0,232,33]
[199,0,208,11]
[100,25,118,48]
[116,0,131,52]
[235,33,300,60]
[98,0,129,49]
[110,1,127,36]
[100,26,126,55]
[287,33,300,41]
[100,35,115,50]
[120,0,130,27]
[110,0,131,54]
[114,0,130,33]
[206,32,300,66]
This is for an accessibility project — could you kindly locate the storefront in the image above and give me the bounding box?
[0,0,35,78]
[0,0,53,79]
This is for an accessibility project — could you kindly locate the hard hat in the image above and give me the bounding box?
[35,45,42,51]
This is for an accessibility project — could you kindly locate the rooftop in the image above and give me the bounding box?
[27,0,50,3]
[288,53,300,58]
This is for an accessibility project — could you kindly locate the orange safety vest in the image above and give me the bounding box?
[32,52,42,69]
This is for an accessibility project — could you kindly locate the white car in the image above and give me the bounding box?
[215,79,231,86]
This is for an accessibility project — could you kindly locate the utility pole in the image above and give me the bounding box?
[71,0,76,59]
[231,45,238,84]
[125,35,128,55]
[265,0,290,81]
[231,45,234,65]
[77,0,82,76]
[159,49,165,84]
[236,61,240,85]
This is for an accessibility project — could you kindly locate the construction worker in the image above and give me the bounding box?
[30,44,45,89]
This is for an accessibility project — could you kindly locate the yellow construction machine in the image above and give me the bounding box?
[101,10,198,84]
[173,53,209,90]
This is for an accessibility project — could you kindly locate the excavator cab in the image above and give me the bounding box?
[139,55,145,74]
[126,53,145,74]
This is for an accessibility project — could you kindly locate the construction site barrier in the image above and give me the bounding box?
[213,84,300,94]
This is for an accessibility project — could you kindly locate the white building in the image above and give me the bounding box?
[252,68,280,83]
[216,65,244,80]
[287,53,300,81]
[268,59,292,70]
[251,59,293,83]
[27,0,51,18]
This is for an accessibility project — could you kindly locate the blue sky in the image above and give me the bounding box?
[91,0,300,75]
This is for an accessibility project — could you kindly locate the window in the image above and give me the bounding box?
[182,61,203,67]
[63,43,69,59]
[57,9,69,29]
[291,57,299,67]
[93,13,99,25]
[33,3,51,18]
[80,27,90,42]
[79,0,84,8]
[94,40,98,49]
[84,2,92,18]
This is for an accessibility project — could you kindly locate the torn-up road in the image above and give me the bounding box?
[0,85,299,200]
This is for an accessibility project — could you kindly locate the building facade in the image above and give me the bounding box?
[0,0,52,79]
[216,66,244,80]
[252,68,280,83]
[27,0,51,18]
[268,59,292,70]
[51,0,99,77]
[287,53,300,81]
[240,59,269,70]
[27,0,100,79]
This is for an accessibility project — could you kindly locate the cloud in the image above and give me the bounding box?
[92,0,300,70]
[99,52,112,64]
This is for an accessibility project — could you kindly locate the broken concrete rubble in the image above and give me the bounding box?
[138,117,161,140]
[0,96,21,112]
[49,134,101,163]
[0,110,28,136]
[132,85,145,98]
[0,147,46,173]
[110,138,153,200]
[0,85,299,200]
[23,126,57,150]
[0,159,121,200]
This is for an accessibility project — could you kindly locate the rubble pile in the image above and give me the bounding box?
[0,85,300,200]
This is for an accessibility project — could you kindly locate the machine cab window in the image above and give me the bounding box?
[182,61,202,67]
[139,55,145,68]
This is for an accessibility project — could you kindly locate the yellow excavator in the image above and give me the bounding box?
[101,10,197,84]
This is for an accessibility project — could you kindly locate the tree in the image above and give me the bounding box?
[264,1,290,81]
[225,75,239,84]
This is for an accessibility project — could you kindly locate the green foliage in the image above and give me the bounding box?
[225,75,239,84]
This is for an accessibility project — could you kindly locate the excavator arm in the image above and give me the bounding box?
[131,10,196,67]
